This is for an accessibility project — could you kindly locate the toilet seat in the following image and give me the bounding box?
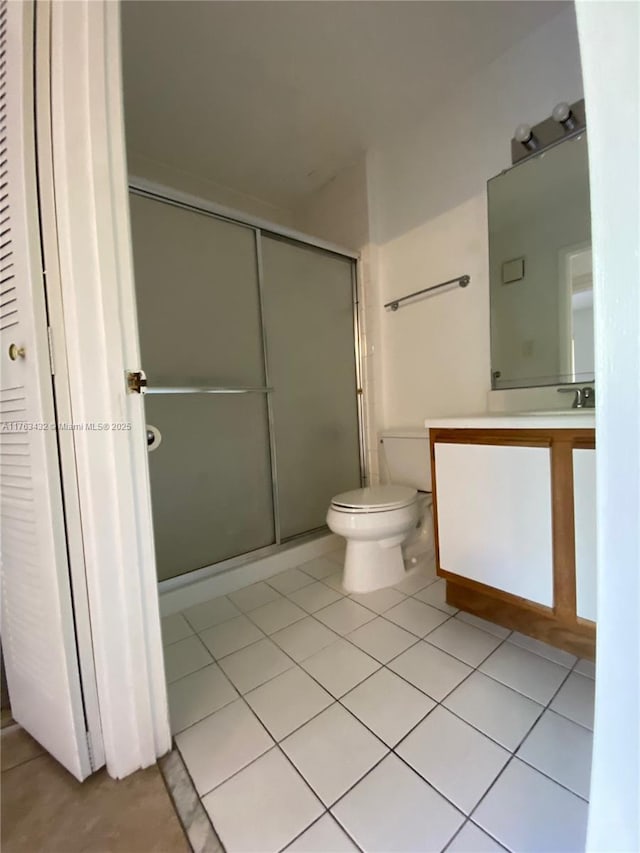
[331,485,417,513]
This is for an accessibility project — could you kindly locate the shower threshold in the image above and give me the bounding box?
[158,528,341,616]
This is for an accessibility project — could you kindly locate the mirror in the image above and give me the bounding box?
[488,133,593,389]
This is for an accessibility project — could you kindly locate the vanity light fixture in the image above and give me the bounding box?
[514,123,539,151]
[511,98,586,164]
[552,101,578,132]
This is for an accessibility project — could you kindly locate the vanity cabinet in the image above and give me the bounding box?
[435,443,554,607]
[430,424,596,659]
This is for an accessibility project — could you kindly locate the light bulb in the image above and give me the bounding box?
[514,123,538,151]
[552,102,571,123]
[514,123,533,143]
[552,101,577,131]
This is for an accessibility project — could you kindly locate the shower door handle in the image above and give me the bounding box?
[125,371,272,396]
[142,386,273,395]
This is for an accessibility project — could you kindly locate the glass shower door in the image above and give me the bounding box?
[129,193,275,581]
[261,235,361,540]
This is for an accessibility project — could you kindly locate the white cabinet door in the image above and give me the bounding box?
[0,0,93,780]
[573,448,597,621]
[435,442,554,607]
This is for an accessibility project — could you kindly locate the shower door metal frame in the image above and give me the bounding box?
[129,179,366,592]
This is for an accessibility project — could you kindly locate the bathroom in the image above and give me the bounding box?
[117,1,598,850]
[3,0,639,848]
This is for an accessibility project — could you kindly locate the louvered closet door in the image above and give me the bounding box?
[0,0,92,780]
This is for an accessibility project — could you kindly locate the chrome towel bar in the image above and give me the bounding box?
[384,274,470,312]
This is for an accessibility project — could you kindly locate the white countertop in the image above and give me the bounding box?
[424,411,596,429]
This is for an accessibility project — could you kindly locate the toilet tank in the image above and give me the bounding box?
[379,429,432,492]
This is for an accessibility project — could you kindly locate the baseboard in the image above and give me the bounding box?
[159,533,342,615]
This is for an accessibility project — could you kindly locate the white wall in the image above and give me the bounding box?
[127,151,296,228]
[368,6,584,427]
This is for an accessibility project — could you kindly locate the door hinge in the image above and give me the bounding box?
[47,326,55,375]
[126,370,147,394]
[85,730,103,772]
[85,730,95,771]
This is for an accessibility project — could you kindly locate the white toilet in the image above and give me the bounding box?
[326,429,434,593]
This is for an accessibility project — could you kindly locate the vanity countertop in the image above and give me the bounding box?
[424,411,596,430]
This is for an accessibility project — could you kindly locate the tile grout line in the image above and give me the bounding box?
[544,704,595,734]
[466,659,588,828]
[172,579,580,752]
[443,818,510,853]
[193,685,366,853]
[0,750,48,776]
[273,600,592,813]
[176,576,465,846]
[182,610,505,848]
[176,594,577,739]
[171,564,593,850]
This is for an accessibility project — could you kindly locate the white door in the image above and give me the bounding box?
[0,0,94,780]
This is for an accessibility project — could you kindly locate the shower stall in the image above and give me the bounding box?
[128,184,363,586]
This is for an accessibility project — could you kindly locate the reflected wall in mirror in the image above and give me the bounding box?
[489,133,593,389]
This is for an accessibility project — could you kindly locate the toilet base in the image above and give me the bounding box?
[342,539,407,593]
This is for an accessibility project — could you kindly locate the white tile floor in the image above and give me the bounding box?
[162,548,595,853]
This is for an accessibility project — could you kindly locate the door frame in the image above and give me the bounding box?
[47,0,170,776]
[557,239,592,380]
[575,2,640,849]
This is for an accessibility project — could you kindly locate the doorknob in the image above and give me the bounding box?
[8,343,25,361]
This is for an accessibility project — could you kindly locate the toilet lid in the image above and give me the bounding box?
[331,485,417,511]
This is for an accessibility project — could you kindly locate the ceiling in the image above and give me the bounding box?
[121,0,569,210]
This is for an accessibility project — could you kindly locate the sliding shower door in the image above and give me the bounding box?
[129,188,362,583]
[129,193,275,581]
[261,236,361,539]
